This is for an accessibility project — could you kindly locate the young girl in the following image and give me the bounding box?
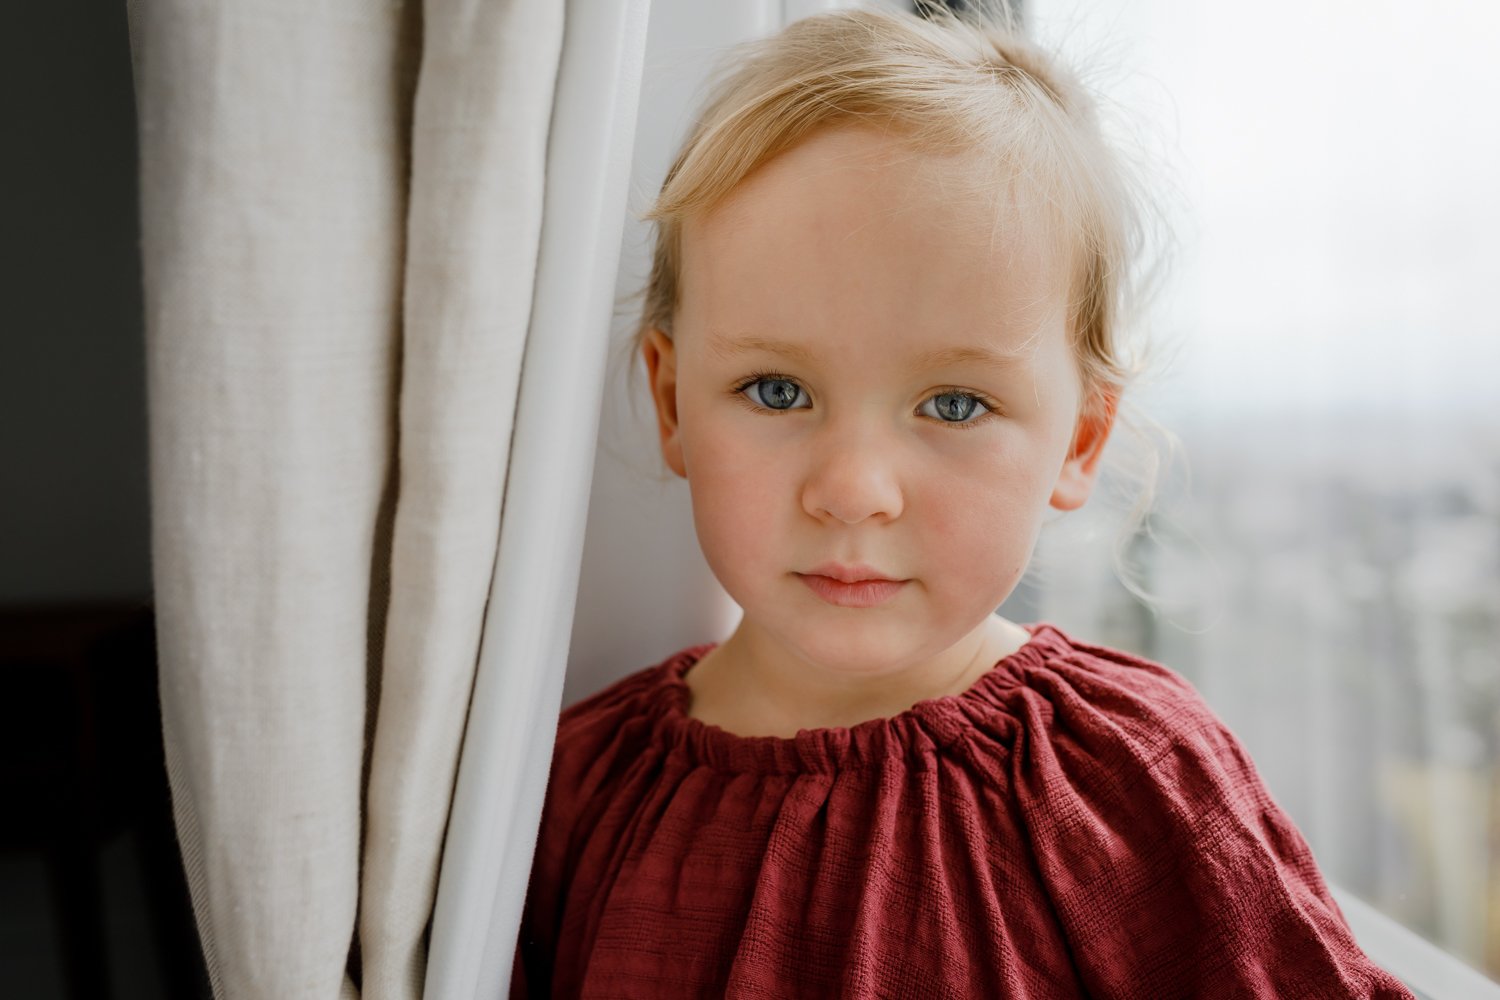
[514,6,1414,997]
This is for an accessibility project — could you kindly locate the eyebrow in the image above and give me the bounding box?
[707,333,1027,373]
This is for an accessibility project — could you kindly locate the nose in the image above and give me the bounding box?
[800,420,905,525]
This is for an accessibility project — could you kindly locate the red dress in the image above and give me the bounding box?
[512,623,1413,999]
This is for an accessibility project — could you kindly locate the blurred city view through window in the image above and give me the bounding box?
[1011,0,1500,977]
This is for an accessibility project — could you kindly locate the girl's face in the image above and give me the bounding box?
[644,125,1113,681]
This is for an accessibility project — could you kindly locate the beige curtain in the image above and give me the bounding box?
[131,0,645,995]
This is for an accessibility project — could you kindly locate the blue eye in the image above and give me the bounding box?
[731,374,993,427]
[738,375,809,411]
[920,391,989,424]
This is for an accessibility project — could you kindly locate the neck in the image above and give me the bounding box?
[684,615,1030,738]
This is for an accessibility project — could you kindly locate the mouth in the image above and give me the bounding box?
[802,562,901,584]
[797,564,908,608]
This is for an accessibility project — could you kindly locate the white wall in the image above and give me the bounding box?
[563,0,771,707]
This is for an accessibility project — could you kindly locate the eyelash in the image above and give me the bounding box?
[728,369,1000,430]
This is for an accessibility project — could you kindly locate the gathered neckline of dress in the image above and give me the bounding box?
[642,621,1069,774]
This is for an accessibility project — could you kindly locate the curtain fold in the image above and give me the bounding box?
[132,0,642,995]
[424,2,652,995]
[135,2,418,995]
[359,2,564,997]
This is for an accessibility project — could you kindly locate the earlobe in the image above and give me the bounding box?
[642,327,687,479]
[1049,388,1118,512]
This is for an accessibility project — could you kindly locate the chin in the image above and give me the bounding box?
[774,617,933,676]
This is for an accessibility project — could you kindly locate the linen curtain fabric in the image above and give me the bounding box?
[131,0,646,995]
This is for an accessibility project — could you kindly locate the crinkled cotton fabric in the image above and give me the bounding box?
[512,624,1413,999]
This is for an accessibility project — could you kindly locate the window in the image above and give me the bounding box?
[1010,0,1500,984]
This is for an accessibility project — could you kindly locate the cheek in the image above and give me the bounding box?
[916,444,1054,569]
[679,413,785,573]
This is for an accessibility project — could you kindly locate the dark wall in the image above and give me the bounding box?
[1,1,152,605]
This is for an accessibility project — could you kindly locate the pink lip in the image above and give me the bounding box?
[798,563,907,609]
[799,575,907,608]
[804,562,900,583]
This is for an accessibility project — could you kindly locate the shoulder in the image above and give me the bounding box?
[544,644,706,796]
[557,657,667,734]
[1009,624,1242,776]
[1008,626,1413,998]
[1004,627,1300,913]
[552,650,683,757]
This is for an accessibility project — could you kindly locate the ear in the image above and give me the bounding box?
[642,326,687,478]
[1049,387,1118,512]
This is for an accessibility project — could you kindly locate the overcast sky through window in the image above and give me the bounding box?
[1031,0,1500,418]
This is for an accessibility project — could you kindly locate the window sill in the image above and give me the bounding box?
[1333,886,1500,1000]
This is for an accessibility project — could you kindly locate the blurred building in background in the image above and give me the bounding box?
[1013,0,1500,974]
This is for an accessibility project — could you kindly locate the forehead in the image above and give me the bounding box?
[677,125,1071,362]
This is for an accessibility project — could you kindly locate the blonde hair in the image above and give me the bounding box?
[625,1,1178,605]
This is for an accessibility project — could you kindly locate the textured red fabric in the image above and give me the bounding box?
[512,624,1414,999]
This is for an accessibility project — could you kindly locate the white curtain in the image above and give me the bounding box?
[131,0,648,995]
